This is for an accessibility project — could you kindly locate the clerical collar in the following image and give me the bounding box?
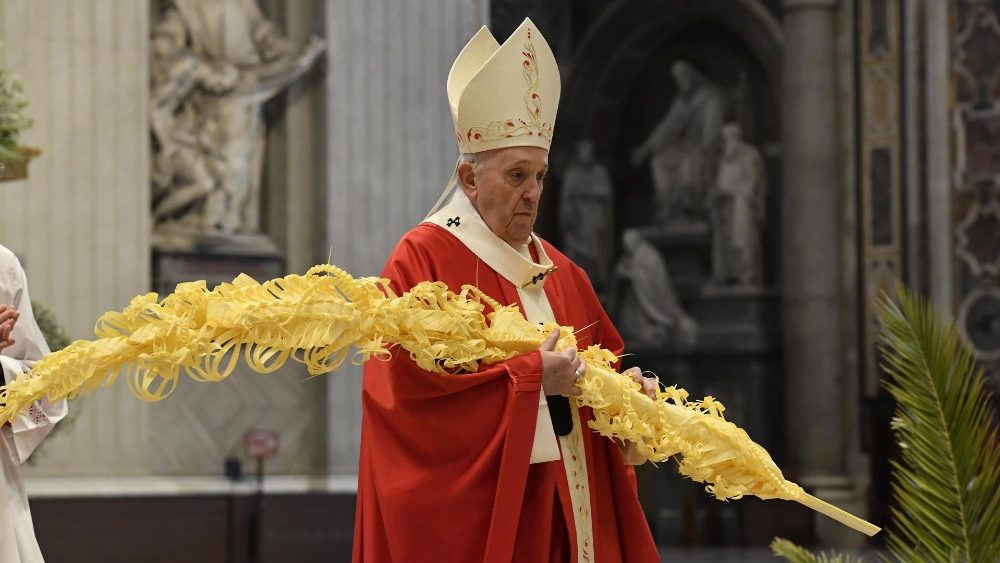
[424,191,557,289]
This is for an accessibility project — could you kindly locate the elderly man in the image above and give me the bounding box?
[0,244,68,562]
[353,19,659,563]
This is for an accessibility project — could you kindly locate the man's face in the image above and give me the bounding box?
[460,146,549,247]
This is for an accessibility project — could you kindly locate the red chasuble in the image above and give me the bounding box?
[353,222,659,563]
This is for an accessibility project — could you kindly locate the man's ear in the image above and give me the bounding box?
[457,161,477,200]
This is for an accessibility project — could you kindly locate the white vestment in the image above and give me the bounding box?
[0,245,67,563]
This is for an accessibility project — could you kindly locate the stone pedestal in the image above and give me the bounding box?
[0,146,40,182]
[149,247,325,475]
[620,232,784,545]
[638,222,712,299]
[625,321,783,544]
[152,247,284,296]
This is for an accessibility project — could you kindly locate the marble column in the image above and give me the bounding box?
[263,0,329,276]
[782,0,862,545]
[924,0,952,314]
[323,0,487,475]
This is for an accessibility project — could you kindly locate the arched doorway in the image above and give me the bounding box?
[553,0,782,285]
[545,0,791,546]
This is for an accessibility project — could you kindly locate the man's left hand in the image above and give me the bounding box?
[619,367,659,465]
[622,366,658,400]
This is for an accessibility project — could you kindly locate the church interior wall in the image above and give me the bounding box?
[0,0,486,558]
[0,0,157,480]
[1,0,490,486]
[947,0,1000,397]
[0,0,995,559]
[321,0,488,475]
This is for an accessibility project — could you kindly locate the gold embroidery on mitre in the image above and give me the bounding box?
[466,29,554,145]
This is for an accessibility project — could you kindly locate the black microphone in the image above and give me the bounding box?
[546,395,573,436]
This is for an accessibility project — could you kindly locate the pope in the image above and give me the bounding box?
[352,18,661,563]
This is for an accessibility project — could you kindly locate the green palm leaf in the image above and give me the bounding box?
[876,284,1000,562]
[0,143,22,163]
[770,537,868,563]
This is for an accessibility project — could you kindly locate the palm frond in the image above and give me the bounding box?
[770,538,868,563]
[772,538,821,563]
[875,284,1000,562]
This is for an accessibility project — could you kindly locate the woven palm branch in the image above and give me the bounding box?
[876,285,1000,562]
[0,264,878,535]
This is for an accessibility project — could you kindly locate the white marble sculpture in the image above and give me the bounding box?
[707,123,767,287]
[150,0,324,251]
[610,229,697,349]
[559,139,615,290]
[630,61,725,225]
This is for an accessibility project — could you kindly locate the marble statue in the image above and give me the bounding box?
[559,139,615,290]
[630,61,725,224]
[610,228,697,349]
[150,0,324,251]
[707,123,767,287]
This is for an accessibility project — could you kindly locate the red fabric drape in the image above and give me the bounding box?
[353,224,658,563]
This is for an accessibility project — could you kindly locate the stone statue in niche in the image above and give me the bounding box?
[630,60,725,226]
[559,139,615,291]
[707,123,767,287]
[609,228,697,349]
[150,0,324,251]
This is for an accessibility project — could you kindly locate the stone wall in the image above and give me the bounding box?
[0,0,154,477]
[323,0,487,473]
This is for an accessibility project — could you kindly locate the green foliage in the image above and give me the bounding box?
[773,284,1000,563]
[875,284,1000,562]
[24,302,75,465]
[32,301,71,351]
[0,64,32,161]
[770,538,867,563]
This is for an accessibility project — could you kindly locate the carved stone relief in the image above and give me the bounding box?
[150,0,324,252]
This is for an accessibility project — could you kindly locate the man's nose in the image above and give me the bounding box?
[523,178,543,202]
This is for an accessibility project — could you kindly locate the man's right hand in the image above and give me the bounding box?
[539,331,582,397]
[0,304,19,351]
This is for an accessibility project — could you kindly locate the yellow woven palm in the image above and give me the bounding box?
[0,264,877,536]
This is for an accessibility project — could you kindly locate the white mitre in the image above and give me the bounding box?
[448,18,560,154]
[425,18,561,217]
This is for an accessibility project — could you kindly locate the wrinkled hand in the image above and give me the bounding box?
[539,331,582,397]
[0,304,19,351]
[623,366,658,400]
[619,366,659,465]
